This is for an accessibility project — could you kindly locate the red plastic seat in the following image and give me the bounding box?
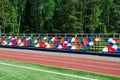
[113,38,118,42]
[106,45,112,49]
[109,48,115,53]
[62,44,67,49]
[39,42,46,48]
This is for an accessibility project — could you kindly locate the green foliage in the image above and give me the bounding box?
[0,0,120,33]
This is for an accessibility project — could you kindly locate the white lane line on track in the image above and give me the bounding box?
[0,62,97,80]
[2,51,120,66]
[0,53,120,71]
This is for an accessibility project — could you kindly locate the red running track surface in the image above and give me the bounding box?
[0,50,120,77]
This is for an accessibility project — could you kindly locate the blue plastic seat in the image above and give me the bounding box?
[30,40,33,45]
[87,38,92,42]
[37,37,41,40]
[64,37,68,41]
[116,48,120,53]
[80,42,84,44]
[86,44,90,48]
[67,46,71,50]
[104,38,108,42]
[109,42,114,46]
[54,45,58,49]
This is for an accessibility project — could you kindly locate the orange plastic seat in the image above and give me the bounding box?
[76,46,82,50]
[99,38,104,42]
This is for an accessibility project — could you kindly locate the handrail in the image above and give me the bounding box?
[0,33,120,38]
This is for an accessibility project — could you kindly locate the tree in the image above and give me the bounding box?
[0,0,10,33]
[0,0,120,34]
[109,0,120,33]
[100,0,112,33]
[7,0,18,33]
[17,0,27,33]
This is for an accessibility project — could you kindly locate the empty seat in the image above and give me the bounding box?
[109,48,115,53]
[103,47,108,52]
[116,48,120,53]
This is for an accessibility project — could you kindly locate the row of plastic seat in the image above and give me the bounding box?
[0,36,120,53]
[102,38,120,53]
[34,37,96,51]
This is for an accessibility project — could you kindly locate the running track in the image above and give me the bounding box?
[0,50,120,77]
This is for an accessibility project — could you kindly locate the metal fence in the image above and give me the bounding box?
[0,33,120,38]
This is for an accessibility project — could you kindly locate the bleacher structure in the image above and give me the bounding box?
[0,33,120,57]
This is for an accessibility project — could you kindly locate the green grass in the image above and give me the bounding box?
[0,59,120,80]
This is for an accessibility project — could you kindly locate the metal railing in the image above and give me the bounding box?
[0,33,120,38]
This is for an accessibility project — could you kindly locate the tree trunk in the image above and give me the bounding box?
[35,16,38,33]
[18,16,21,34]
[13,24,14,33]
[0,26,1,36]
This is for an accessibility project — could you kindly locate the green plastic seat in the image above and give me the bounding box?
[81,47,87,51]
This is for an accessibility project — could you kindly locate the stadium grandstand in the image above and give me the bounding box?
[0,33,120,57]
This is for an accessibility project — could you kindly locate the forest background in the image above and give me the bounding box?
[0,0,120,34]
